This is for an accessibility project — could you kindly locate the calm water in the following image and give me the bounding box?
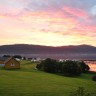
[85,61,96,72]
[0,54,96,72]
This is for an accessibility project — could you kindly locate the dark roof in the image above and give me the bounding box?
[0,57,9,61]
[4,57,13,64]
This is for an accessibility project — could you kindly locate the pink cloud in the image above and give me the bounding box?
[63,6,89,19]
[0,4,23,20]
[20,11,78,34]
[68,23,96,38]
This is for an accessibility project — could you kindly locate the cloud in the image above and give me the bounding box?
[23,0,62,12]
[23,0,92,12]
[0,0,96,46]
[90,5,96,15]
[62,6,89,19]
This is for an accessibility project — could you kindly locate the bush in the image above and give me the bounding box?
[62,60,82,76]
[78,61,90,73]
[36,59,84,77]
[36,63,42,70]
[70,87,84,96]
[70,87,96,96]
[36,58,58,73]
[57,62,64,73]
[92,76,96,81]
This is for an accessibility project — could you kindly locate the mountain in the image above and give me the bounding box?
[0,44,96,54]
[0,44,96,59]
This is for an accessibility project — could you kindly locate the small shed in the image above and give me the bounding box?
[0,57,20,69]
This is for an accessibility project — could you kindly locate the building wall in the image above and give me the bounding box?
[5,58,20,69]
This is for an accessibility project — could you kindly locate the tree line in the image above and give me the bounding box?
[36,58,90,77]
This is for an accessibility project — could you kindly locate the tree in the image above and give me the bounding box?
[13,55,22,60]
[78,61,90,73]
[36,58,58,73]
[36,59,83,77]
[62,60,82,76]
[36,63,43,70]
[3,55,11,57]
[23,56,26,60]
[57,61,64,73]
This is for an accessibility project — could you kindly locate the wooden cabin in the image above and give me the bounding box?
[0,57,20,69]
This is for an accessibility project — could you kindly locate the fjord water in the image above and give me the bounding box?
[23,53,96,72]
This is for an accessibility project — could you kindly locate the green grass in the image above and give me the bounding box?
[0,60,96,96]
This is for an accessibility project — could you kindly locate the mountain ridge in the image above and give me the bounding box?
[0,44,96,54]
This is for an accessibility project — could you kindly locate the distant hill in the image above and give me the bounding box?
[0,44,96,54]
[0,44,96,59]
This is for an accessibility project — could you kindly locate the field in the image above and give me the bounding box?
[0,60,96,96]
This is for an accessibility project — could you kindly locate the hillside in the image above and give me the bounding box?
[0,44,96,59]
[0,60,96,96]
[0,44,96,54]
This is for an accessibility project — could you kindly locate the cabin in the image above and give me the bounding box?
[0,57,20,69]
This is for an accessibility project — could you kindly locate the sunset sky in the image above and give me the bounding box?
[0,0,96,46]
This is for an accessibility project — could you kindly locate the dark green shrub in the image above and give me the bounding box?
[92,76,96,81]
[57,62,64,73]
[36,58,58,73]
[78,61,90,73]
[70,87,96,96]
[36,63,42,70]
[62,60,82,76]
[36,59,84,76]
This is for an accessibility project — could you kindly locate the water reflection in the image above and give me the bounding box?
[85,61,96,72]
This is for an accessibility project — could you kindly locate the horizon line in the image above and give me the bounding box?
[0,43,96,47]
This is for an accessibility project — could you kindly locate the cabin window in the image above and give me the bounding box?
[11,63,15,66]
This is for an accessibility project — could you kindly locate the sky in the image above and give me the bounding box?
[0,0,96,46]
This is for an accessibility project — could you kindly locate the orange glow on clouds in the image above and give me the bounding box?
[0,1,96,46]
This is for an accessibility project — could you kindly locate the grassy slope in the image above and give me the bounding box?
[0,60,96,96]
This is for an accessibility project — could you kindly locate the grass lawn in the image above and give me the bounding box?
[0,60,96,96]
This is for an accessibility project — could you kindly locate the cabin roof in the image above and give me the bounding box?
[4,57,13,64]
[0,56,20,64]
